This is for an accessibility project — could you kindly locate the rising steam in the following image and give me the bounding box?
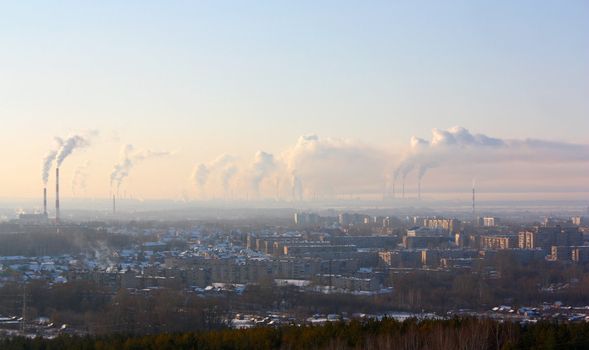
[110,144,171,193]
[191,164,210,195]
[56,135,90,167]
[250,151,276,195]
[42,131,96,185]
[181,126,589,200]
[392,126,589,195]
[72,161,90,196]
[191,154,239,198]
[41,138,63,185]
[281,135,389,199]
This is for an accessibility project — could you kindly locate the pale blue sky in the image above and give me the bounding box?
[0,1,587,199]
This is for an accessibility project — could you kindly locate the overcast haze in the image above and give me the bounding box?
[1,1,588,202]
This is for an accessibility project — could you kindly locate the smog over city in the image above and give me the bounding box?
[0,1,588,349]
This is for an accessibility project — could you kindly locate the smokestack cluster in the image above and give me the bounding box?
[41,132,96,221]
[55,167,60,222]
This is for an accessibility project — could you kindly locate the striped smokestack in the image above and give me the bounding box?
[43,187,47,216]
[55,167,60,222]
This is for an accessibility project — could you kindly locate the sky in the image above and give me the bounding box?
[0,1,588,203]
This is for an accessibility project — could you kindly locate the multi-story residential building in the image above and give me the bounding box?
[481,235,518,250]
[518,226,583,252]
[422,218,460,233]
[483,217,500,227]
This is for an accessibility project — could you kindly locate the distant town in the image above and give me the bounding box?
[1,204,588,338]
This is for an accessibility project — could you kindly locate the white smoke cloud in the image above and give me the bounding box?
[291,172,303,201]
[221,164,238,195]
[191,163,209,195]
[210,154,239,192]
[394,126,589,191]
[189,129,588,200]
[250,151,276,196]
[192,136,394,200]
[55,131,98,167]
[281,135,390,199]
[41,137,63,185]
[191,154,239,198]
[41,130,97,185]
[429,126,505,148]
[110,144,171,193]
[72,161,90,196]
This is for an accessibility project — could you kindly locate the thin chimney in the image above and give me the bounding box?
[43,187,47,216]
[472,182,476,225]
[113,194,116,215]
[55,167,60,222]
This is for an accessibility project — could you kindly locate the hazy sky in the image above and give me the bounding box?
[1,1,588,202]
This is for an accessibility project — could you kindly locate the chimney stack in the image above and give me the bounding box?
[43,187,47,216]
[112,194,116,215]
[472,182,476,225]
[55,167,60,222]
[418,179,421,200]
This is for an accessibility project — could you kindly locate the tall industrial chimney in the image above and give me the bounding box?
[402,180,405,199]
[418,179,421,200]
[112,194,116,215]
[472,181,476,225]
[43,187,47,216]
[55,167,60,222]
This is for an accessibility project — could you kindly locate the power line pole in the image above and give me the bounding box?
[21,283,26,333]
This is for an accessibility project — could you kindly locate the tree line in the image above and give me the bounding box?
[3,318,589,349]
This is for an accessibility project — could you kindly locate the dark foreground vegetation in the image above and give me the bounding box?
[4,257,589,335]
[3,318,589,350]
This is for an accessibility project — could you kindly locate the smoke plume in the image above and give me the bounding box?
[71,161,90,196]
[41,137,63,185]
[250,151,276,195]
[282,135,390,198]
[55,132,97,167]
[394,126,589,191]
[191,163,209,194]
[221,164,238,193]
[210,154,239,192]
[291,172,303,201]
[191,154,239,197]
[110,144,171,192]
[189,129,588,200]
